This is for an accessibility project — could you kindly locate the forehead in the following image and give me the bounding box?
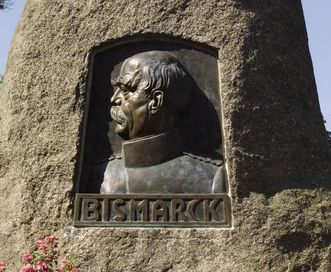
[118,58,141,81]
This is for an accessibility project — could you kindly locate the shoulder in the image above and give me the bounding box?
[102,154,127,194]
[103,153,124,172]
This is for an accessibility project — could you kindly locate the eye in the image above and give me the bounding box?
[119,83,133,97]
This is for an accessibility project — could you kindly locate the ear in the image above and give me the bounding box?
[149,90,164,114]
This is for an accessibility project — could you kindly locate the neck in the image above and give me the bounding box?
[121,129,182,168]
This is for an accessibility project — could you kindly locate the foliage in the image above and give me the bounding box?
[0,236,78,272]
[328,131,331,149]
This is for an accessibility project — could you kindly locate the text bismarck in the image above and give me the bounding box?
[74,194,231,227]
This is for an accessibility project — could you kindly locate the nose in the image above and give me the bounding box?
[110,88,122,105]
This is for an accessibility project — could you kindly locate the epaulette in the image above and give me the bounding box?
[108,153,121,161]
[183,151,223,167]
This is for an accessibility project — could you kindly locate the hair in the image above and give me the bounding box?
[118,51,192,113]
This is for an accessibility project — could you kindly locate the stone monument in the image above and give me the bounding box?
[0,0,330,271]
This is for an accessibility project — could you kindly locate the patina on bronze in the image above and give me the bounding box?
[98,51,226,194]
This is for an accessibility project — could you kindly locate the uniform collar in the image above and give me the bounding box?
[121,130,182,168]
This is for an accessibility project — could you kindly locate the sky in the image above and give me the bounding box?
[0,0,330,131]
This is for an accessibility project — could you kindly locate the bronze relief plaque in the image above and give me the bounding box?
[74,39,231,227]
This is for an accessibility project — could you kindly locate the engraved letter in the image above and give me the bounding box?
[82,199,100,221]
[152,200,169,222]
[112,199,126,222]
[188,199,200,221]
[130,199,148,221]
[102,198,110,222]
[204,199,220,221]
[171,199,186,222]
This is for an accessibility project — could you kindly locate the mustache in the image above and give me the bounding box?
[110,106,126,124]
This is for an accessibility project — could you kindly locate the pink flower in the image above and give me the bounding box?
[44,235,58,248]
[33,236,59,253]
[35,262,48,271]
[20,264,36,272]
[20,235,77,272]
[0,261,6,272]
[34,239,49,252]
[22,251,32,263]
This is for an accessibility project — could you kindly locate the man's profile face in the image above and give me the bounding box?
[110,58,151,140]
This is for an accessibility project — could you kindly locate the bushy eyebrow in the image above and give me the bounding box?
[111,77,132,90]
[110,69,141,90]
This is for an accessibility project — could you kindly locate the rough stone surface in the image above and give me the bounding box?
[0,0,330,271]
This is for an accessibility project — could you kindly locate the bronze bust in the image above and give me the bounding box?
[99,51,226,194]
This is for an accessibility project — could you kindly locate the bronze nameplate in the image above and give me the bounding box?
[74,194,231,227]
